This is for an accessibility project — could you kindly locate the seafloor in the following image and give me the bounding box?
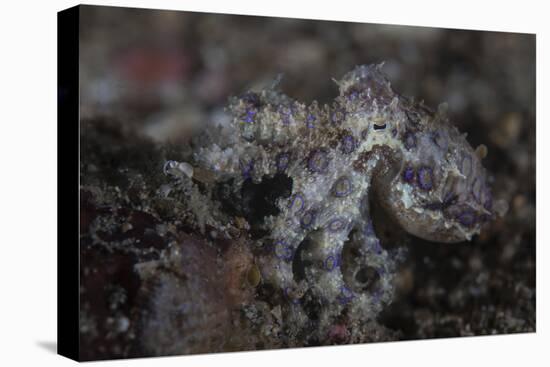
[78,6,535,360]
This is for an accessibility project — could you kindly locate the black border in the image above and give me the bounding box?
[57,4,80,361]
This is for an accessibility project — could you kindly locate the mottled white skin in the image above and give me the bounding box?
[171,64,495,340]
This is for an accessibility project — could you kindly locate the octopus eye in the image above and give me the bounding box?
[308,149,330,173]
[337,285,355,305]
[402,166,415,183]
[373,123,387,131]
[332,176,353,197]
[417,166,434,191]
[276,152,290,172]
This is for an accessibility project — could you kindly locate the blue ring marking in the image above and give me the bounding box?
[333,176,353,197]
[243,109,257,123]
[288,193,305,213]
[240,159,254,179]
[324,255,337,271]
[276,152,290,171]
[308,149,329,173]
[274,240,293,262]
[337,285,355,305]
[457,209,476,227]
[403,166,415,183]
[324,253,341,271]
[327,217,346,232]
[417,166,434,191]
[300,210,317,229]
[278,105,292,125]
[341,135,356,154]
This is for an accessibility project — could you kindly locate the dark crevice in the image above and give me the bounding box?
[292,235,319,283]
[354,266,381,293]
[214,173,293,238]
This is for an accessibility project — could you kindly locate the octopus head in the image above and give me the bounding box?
[377,124,498,243]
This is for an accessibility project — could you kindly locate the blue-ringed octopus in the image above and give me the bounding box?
[164,64,498,340]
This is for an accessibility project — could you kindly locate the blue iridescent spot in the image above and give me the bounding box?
[324,253,340,271]
[331,110,346,124]
[240,159,254,179]
[274,240,293,262]
[403,166,415,183]
[347,91,359,101]
[327,217,346,232]
[276,152,290,172]
[243,109,256,123]
[457,209,476,227]
[417,166,434,191]
[337,285,355,305]
[306,113,316,128]
[288,193,305,213]
[341,135,356,154]
[278,105,292,125]
[300,210,317,229]
[308,149,330,173]
[332,176,353,197]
